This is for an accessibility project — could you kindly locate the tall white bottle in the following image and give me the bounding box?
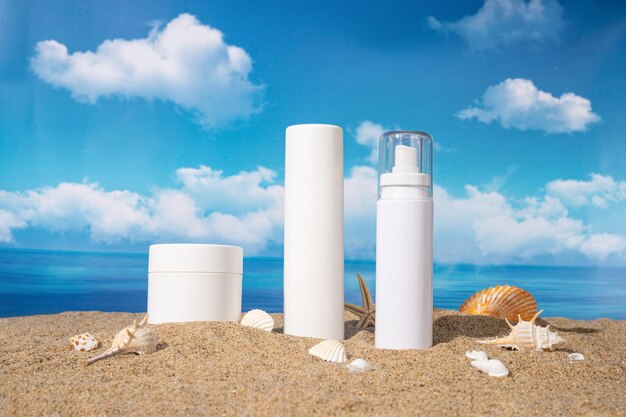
[284,124,345,340]
[375,131,433,350]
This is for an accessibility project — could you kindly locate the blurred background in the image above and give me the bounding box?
[1,0,625,318]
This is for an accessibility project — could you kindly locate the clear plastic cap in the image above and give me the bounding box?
[378,131,433,198]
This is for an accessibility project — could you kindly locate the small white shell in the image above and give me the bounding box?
[309,340,347,363]
[346,358,374,373]
[471,359,509,378]
[240,309,274,332]
[69,333,98,352]
[465,350,488,361]
[568,353,584,361]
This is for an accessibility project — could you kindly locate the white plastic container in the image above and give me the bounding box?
[284,124,345,340]
[375,131,433,350]
[147,244,243,324]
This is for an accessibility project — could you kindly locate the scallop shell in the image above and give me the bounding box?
[460,285,537,321]
[87,314,157,365]
[479,310,564,352]
[346,358,374,373]
[568,353,584,361]
[308,340,347,363]
[240,309,274,332]
[69,333,98,352]
[470,358,509,377]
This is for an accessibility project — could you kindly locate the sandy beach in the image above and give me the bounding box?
[0,308,624,416]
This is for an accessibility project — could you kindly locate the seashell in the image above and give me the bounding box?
[470,358,509,377]
[479,310,564,352]
[240,309,274,332]
[460,285,537,321]
[465,350,488,361]
[568,353,584,361]
[87,314,157,365]
[69,333,98,352]
[308,340,347,363]
[346,358,374,373]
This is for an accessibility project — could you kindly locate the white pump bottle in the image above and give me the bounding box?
[375,131,433,350]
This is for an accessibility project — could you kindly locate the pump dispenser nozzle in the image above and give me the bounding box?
[392,145,420,173]
[380,144,430,188]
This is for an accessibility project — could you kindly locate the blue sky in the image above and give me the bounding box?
[0,0,625,265]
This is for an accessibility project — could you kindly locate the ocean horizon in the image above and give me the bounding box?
[0,246,624,320]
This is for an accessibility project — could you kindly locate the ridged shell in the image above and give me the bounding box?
[69,333,98,352]
[87,314,157,365]
[240,309,274,332]
[479,310,565,352]
[346,358,374,373]
[309,340,347,363]
[460,285,537,321]
[470,358,509,377]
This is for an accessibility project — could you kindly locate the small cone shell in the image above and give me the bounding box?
[460,285,537,321]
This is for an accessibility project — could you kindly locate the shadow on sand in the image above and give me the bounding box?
[345,320,374,339]
[273,320,374,339]
[273,313,601,343]
[433,314,511,345]
[433,314,601,345]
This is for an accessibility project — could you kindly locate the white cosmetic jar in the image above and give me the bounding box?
[147,244,243,324]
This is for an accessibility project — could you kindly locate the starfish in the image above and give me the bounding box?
[344,273,375,329]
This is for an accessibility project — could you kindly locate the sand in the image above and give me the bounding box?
[0,309,624,417]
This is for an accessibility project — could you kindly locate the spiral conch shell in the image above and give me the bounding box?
[479,310,564,351]
[87,314,157,365]
[240,309,274,332]
[69,333,98,352]
[309,340,347,363]
[460,285,537,321]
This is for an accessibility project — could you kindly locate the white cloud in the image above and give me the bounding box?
[458,78,600,133]
[0,208,26,242]
[0,166,283,255]
[354,120,385,163]
[344,165,378,259]
[546,174,626,208]
[428,0,565,51]
[31,13,263,128]
[435,185,625,263]
[340,167,626,263]
[176,165,282,214]
[1,164,624,264]
[579,234,626,261]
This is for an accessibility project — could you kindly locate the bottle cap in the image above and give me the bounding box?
[378,131,433,197]
[285,124,343,185]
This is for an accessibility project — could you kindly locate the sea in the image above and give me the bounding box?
[0,247,624,320]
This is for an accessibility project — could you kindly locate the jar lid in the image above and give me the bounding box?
[148,244,243,274]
